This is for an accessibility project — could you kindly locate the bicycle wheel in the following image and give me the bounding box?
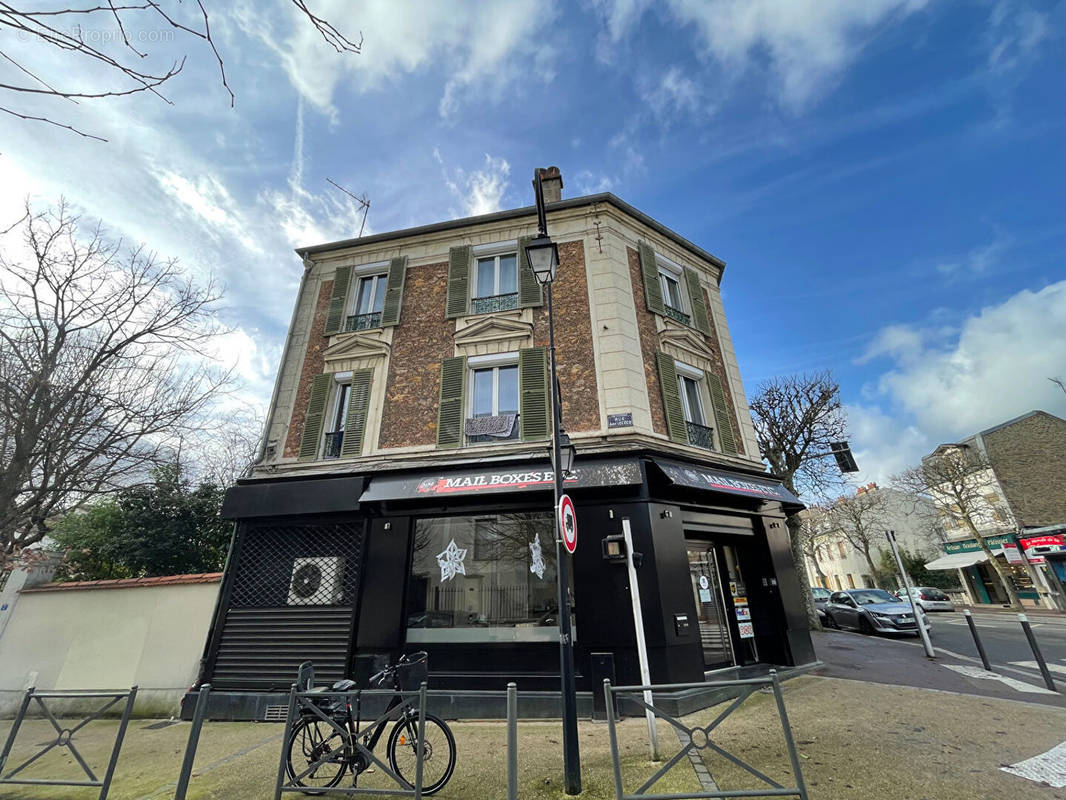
[387,713,456,795]
[286,717,350,792]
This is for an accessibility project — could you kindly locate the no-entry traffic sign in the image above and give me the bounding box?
[558,494,577,554]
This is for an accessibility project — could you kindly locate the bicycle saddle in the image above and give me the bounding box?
[331,679,357,691]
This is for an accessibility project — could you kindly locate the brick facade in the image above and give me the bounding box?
[378,261,454,449]
[627,246,668,437]
[532,240,600,433]
[983,412,1066,527]
[283,279,333,458]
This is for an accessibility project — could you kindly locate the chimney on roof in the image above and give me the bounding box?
[535,166,563,204]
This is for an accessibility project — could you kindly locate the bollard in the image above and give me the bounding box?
[963,610,992,672]
[1018,614,1056,692]
[506,683,518,800]
[414,682,427,800]
[174,684,211,800]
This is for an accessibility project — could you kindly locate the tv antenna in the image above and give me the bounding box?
[326,178,370,237]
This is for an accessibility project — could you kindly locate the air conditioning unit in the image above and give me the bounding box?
[287,557,345,606]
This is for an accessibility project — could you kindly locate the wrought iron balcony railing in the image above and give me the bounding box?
[664,304,691,326]
[323,431,344,459]
[686,421,715,451]
[471,292,519,315]
[345,312,382,331]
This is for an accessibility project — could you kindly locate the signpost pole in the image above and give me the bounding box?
[622,517,659,761]
[887,530,935,658]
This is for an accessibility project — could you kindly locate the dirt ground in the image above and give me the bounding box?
[1,675,1064,799]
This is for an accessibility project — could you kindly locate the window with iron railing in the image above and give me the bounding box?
[346,274,386,331]
[345,312,382,331]
[322,430,344,459]
[664,305,691,325]
[473,253,518,315]
[471,293,519,314]
[685,421,715,451]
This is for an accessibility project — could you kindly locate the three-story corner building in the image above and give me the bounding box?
[198,169,813,716]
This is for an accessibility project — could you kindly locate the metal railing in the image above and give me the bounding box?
[345,312,381,331]
[665,305,691,325]
[604,670,810,800]
[686,421,715,451]
[323,431,344,459]
[0,686,138,800]
[471,293,519,314]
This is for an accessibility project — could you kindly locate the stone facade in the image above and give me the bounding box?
[982,412,1066,527]
[627,245,669,437]
[283,279,334,459]
[378,262,453,449]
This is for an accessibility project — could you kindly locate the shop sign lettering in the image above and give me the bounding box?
[416,470,577,495]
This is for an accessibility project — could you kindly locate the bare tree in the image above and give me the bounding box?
[0,199,229,564]
[797,508,829,589]
[829,489,887,589]
[750,371,848,628]
[0,3,362,141]
[896,446,1022,609]
[182,406,263,488]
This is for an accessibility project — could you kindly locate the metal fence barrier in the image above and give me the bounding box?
[604,670,809,800]
[174,683,212,800]
[273,683,428,798]
[0,685,138,800]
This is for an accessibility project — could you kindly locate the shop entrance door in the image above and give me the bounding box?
[688,546,733,669]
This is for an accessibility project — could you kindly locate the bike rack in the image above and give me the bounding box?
[604,670,810,800]
[273,683,428,799]
[0,685,138,800]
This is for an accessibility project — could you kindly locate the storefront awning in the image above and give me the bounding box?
[650,459,802,509]
[359,459,643,503]
[221,476,365,519]
[924,551,989,571]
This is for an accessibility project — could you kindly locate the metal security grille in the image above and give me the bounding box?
[230,521,363,607]
[208,520,366,690]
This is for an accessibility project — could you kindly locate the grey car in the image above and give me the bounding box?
[812,586,831,623]
[824,588,931,636]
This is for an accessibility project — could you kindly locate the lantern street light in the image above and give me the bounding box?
[527,166,581,795]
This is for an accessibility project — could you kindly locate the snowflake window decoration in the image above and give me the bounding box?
[436,538,467,582]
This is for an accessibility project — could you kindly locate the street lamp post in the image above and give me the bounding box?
[525,167,581,795]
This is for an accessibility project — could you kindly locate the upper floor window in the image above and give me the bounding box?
[638,241,714,334]
[297,368,374,462]
[347,273,386,331]
[676,361,715,451]
[473,252,519,314]
[653,350,739,454]
[659,265,689,325]
[468,357,519,443]
[322,379,352,459]
[837,541,847,558]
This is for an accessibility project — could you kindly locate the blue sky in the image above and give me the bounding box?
[1,0,1064,485]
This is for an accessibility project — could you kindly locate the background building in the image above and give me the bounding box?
[197,169,813,719]
[922,411,1066,609]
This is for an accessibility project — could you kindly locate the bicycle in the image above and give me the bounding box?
[285,652,457,795]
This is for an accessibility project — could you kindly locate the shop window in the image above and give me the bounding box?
[406,513,572,643]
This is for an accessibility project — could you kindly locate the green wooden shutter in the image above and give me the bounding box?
[446,246,471,319]
[519,347,551,441]
[436,356,466,448]
[707,372,738,454]
[324,266,353,335]
[684,268,712,335]
[339,368,373,458]
[654,351,688,444]
[298,373,333,460]
[517,235,543,307]
[639,241,665,316]
[380,256,407,327]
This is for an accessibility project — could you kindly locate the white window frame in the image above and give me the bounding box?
[467,353,519,419]
[675,361,706,426]
[656,253,687,313]
[346,260,389,320]
[472,240,519,301]
[320,371,353,458]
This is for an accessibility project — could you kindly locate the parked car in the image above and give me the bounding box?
[824,588,931,636]
[812,586,831,623]
[898,586,955,612]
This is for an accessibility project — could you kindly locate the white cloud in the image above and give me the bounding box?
[934,234,1010,278]
[434,151,512,218]
[845,403,932,486]
[987,2,1051,73]
[573,170,615,195]
[592,0,930,110]
[862,281,1066,448]
[641,66,703,120]
[233,0,557,121]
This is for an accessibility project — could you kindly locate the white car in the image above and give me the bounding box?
[899,586,955,612]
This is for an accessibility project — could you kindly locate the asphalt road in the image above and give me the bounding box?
[928,609,1066,682]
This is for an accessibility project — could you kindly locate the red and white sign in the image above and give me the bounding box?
[558,494,577,554]
[1020,535,1065,549]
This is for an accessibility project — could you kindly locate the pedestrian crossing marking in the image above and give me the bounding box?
[1002,741,1066,788]
[941,663,1057,695]
[1011,660,1066,676]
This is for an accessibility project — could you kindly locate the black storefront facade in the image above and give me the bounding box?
[191,452,812,720]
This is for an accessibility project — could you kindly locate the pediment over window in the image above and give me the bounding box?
[659,326,715,363]
[323,331,390,364]
[453,313,534,350]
